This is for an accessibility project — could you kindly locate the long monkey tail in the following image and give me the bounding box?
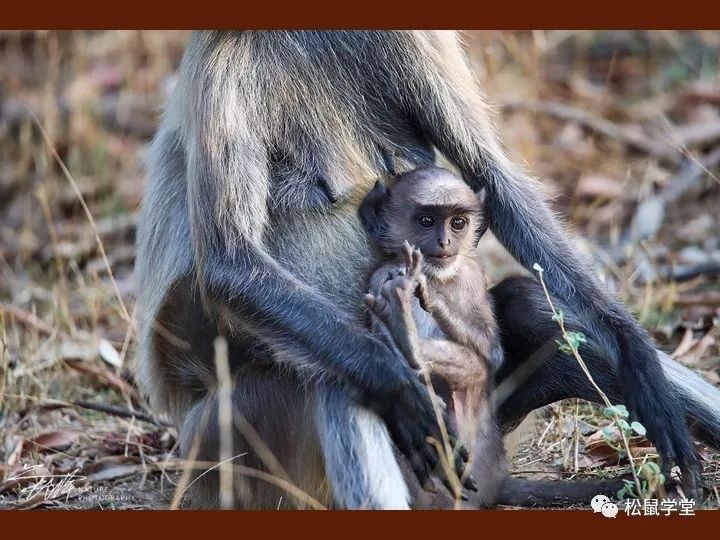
[496,477,627,508]
[660,352,720,450]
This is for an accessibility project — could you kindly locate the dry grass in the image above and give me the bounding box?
[0,30,718,509]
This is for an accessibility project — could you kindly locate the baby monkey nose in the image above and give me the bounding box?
[438,236,450,247]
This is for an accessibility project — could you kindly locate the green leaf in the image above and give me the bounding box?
[603,404,629,418]
[556,340,573,355]
[565,331,587,350]
[617,418,631,432]
[630,421,647,436]
[617,479,636,499]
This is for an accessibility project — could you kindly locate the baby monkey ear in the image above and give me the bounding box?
[474,187,489,245]
[475,220,489,246]
[359,179,390,243]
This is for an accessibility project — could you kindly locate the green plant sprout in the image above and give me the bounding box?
[533,263,665,501]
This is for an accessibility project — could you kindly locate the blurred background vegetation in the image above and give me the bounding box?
[0,31,718,509]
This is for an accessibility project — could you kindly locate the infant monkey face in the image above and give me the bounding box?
[412,207,473,267]
[358,165,486,269]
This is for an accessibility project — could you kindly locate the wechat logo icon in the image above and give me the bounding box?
[591,495,618,518]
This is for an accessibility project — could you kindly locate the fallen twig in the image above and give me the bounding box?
[671,121,720,150]
[64,359,139,402]
[501,99,681,164]
[656,261,720,283]
[610,146,720,264]
[72,400,172,428]
[0,303,57,337]
[675,291,720,307]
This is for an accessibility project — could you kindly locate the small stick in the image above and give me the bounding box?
[72,399,172,428]
[501,99,680,164]
[0,302,57,337]
[611,146,720,264]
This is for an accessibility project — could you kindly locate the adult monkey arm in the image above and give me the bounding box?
[403,31,699,485]
[180,32,464,485]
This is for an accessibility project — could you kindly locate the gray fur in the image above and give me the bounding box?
[317,385,410,509]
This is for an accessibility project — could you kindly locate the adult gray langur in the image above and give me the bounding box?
[135,30,720,508]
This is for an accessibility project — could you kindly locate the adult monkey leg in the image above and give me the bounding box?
[177,364,328,509]
[176,363,409,509]
[492,277,720,499]
[491,277,623,433]
[143,271,410,509]
[491,277,720,451]
[401,31,701,487]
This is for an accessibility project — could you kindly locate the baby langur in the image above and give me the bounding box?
[360,166,628,508]
[361,166,506,507]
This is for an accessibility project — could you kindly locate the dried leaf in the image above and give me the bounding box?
[574,453,605,469]
[84,463,140,483]
[676,332,716,366]
[672,327,696,358]
[23,430,81,454]
[585,426,655,465]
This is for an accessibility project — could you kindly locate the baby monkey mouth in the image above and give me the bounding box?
[426,252,457,266]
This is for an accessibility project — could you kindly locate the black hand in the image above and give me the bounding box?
[375,374,469,489]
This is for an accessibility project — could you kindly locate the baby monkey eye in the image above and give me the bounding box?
[418,215,435,228]
[450,217,467,231]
